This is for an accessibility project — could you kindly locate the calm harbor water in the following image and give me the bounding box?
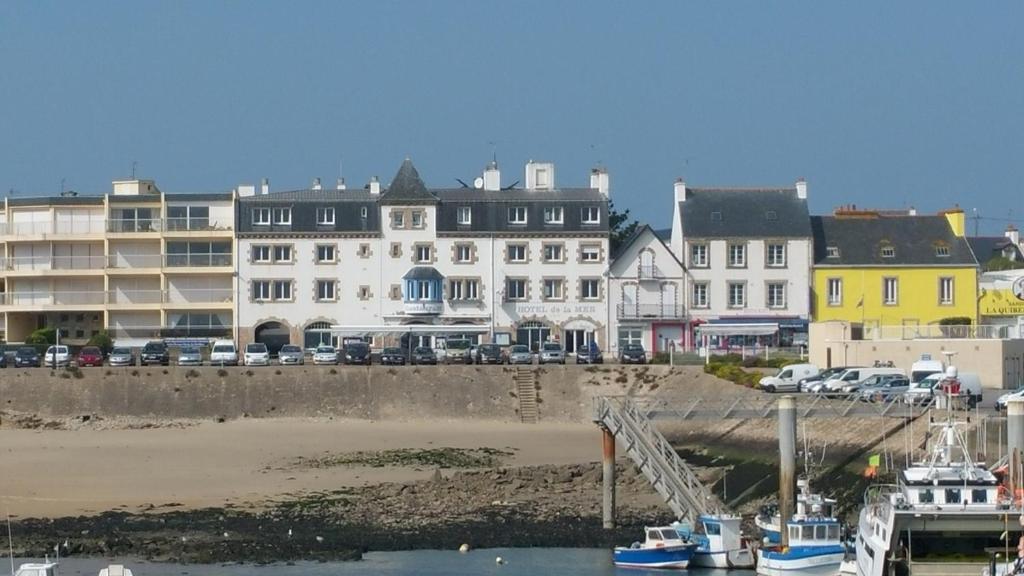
[17,549,756,576]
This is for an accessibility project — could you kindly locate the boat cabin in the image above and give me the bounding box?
[645,526,689,546]
[899,467,998,508]
[785,519,842,547]
[14,563,58,576]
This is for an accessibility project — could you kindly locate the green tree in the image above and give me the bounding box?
[984,256,1024,271]
[25,327,56,353]
[86,330,114,355]
[609,200,639,254]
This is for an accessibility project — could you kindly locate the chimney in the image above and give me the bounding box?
[795,178,807,200]
[674,178,687,203]
[525,160,555,190]
[1006,224,1020,246]
[369,176,380,195]
[260,178,270,195]
[908,206,917,216]
[237,184,256,198]
[312,177,322,191]
[336,177,346,191]
[590,167,610,197]
[483,161,501,191]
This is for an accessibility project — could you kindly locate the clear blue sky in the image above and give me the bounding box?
[2,1,1021,234]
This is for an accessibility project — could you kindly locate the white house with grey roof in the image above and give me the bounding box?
[669,178,812,348]
[235,159,611,354]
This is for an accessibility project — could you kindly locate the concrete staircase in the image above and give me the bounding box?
[514,367,538,424]
[593,395,720,521]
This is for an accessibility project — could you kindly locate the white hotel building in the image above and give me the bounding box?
[235,159,611,353]
[0,179,235,345]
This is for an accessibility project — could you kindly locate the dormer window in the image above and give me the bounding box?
[582,206,601,224]
[508,206,528,225]
[272,207,291,225]
[252,208,270,226]
[457,206,472,225]
[826,246,840,258]
[544,206,564,224]
[881,245,895,258]
[360,206,368,219]
[935,245,950,257]
[316,207,335,226]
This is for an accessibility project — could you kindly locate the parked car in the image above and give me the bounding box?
[14,346,41,368]
[278,344,305,366]
[140,341,170,366]
[859,377,911,402]
[443,339,473,364]
[842,373,902,394]
[44,345,71,367]
[618,343,647,364]
[539,342,565,365]
[77,346,104,367]
[108,346,135,367]
[760,364,820,393]
[177,347,203,366]
[818,367,905,395]
[209,340,239,366]
[243,342,270,366]
[380,347,407,366]
[313,345,339,365]
[507,345,533,365]
[798,366,854,393]
[996,384,1024,410]
[903,370,982,408]
[576,343,604,364]
[411,346,438,365]
[0,351,6,368]
[343,341,372,365]
[476,343,505,365]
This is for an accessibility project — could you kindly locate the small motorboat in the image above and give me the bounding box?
[613,525,699,569]
[675,514,756,569]
[756,501,845,576]
[13,562,59,576]
[97,566,134,576]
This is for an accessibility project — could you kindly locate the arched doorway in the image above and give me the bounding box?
[254,321,290,356]
[516,320,550,353]
[303,321,336,350]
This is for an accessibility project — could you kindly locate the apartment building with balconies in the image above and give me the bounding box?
[235,158,610,354]
[0,179,235,345]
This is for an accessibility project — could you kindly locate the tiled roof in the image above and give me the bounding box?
[968,236,1024,263]
[378,159,439,205]
[679,188,811,238]
[811,215,977,266]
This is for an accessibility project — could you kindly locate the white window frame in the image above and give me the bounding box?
[506,278,527,301]
[272,245,292,263]
[416,245,432,263]
[456,206,472,225]
[316,244,336,263]
[618,328,643,349]
[544,206,564,224]
[690,244,708,268]
[272,207,291,225]
[449,278,480,301]
[692,282,709,308]
[581,245,601,263]
[252,245,271,263]
[936,245,950,257]
[543,243,564,262]
[316,279,337,301]
[881,245,895,258]
[543,279,564,300]
[507,244,527,263]
[411,210,424,229]
[827,278,843,306]
[360,206,368,219]
[582,206,601,224]
[826,246,840,259]
[767,243,786,267]
[392,211,404,228]
[728,243,746,268]
[252,280,271,301]
[508,206,528,225]
[581,279,600,300]
[727,282,746,308]
[883,277,898,305]
[252,208,271,226]
[767,282,787,309]
[455,244,472,263]
[316,207,335,226]
[939,277,954,305]
[273,280,293,301]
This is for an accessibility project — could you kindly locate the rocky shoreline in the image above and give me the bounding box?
[9,463,673,563]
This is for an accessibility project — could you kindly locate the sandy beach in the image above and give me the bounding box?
[1,417,606,518]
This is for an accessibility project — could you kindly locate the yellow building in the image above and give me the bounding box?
[810,208,978,336]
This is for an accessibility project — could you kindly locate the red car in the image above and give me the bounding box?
[77,346,104,367]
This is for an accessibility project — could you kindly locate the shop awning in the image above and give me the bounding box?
[696,323,779,337]
[329,324,491,337]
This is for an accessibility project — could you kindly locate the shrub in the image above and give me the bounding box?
[704,362,763,388]
[938,317,972,326]
[26,328,56,353]
[86,330,114,355]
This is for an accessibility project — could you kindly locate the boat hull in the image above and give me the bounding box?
[756,546,845,576]
[614,545,696,569]
[691,547,757,569]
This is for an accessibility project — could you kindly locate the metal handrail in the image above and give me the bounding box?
[164,218,233,232]
[163,253,233,267]
[617,303,685,320]
[107,218,162,233]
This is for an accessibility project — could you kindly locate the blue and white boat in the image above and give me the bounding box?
[613,525,699,569]
[756,491,846,576]
[674,514,756,569]
[756,478,837,545]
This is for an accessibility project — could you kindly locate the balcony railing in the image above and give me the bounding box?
[107,325,232,339]
[107,218,162,233]
[165,288,234,304]
[617,303,686,320]
[1,291,107,306]
[107,289,166,305]
[2,255,107,271]
[637,265,664,280]
[164,253,233,268]
[106,254,164,269]
[0,289,234,306]
[6,221,106,235]
[861,324,1012,341]
[164,218,233,232]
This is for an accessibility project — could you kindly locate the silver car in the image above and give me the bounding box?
[108,347,135,367]
[278,344,305,366]
[177,347,203,366]
[313,345,339,365]
[507,345,533,365]
[539,342,565,365]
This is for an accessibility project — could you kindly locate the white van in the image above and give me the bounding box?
[209,340,238,366]
[821,367,906,394]
[760,364,820,393]
[910,355,945,385]
[904,371,981,406]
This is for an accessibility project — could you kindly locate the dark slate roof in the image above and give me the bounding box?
[435,188,608,235]
[165,192,233,202]
[811,215,977,266]
[379,159,439,205]
[8,195,104,206]
[653,228,672,241]
[968,236,1024,263]
[237,189,380,235]
[402,266,444,281]
[679,188,811,238]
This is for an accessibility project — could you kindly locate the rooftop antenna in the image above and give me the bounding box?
[338,158,344,181]
[7,509,14,576]
[131,160,137,179]
[488,141,497,164]
[59,178,65,195]
[971,208,980,237]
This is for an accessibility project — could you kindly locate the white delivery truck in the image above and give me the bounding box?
[759,364,820,393]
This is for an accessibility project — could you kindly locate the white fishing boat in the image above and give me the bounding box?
[13,562,59,576]
[613,525,699,569]
[756,478,838,545]
[97,566,134,576]
[756,481,846,576]
[674,514,756,569]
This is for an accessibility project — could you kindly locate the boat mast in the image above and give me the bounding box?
[6,510,14,576]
